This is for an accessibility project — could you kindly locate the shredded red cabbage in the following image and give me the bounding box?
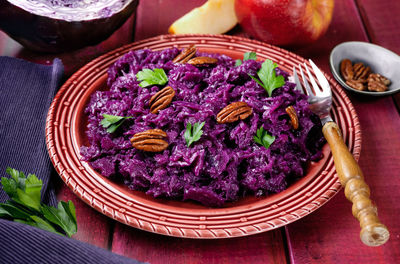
[81,48,325,207]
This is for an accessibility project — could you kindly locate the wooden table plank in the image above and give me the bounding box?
[134,0,207,41]
[285,0,400,263]
[355,0,400,119]
[111,223,288,264]
[355,0,400,53]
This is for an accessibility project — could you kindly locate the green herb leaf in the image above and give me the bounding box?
[0,168,78,237]
[19,173,42,211]
[184,122,192,145]
[30,216,63,235]
[244,51,257,61]
[235,59,242,66]
[1,177,17,198]
[15,188,41,212]
[136,68,168,88]
[67,200,77,225]
[184,121,205,147]
[0,206,8,217]
[14,216,63,236]
[254,126,275,149]
[235,51,257,66]
[6,167,26,191]
[0,202,32,219]
[249,59,285,96]
[14,218,37,228]
[100,114,125,127]
[2,168,42,211]
[100,114,133,133]
[41,201,77,237]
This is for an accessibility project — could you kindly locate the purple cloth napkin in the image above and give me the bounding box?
[0,57,143,264]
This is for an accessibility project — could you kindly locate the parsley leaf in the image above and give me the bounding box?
[2,168,42,211]
[136,68,168,88]
[26,216,62,235]
[0,202,33,219]
[244,51,257,61]
[235,51,257,66]
[41,201,77,238]
[17,173,42,211]
[184,121,205,147]
[0,168,77,237]
[100,114,133,133]
[254,126,275,149]
[249,59,285,96]
[0,206,8,217]
[1,177,17,198]
[4,167,26,195]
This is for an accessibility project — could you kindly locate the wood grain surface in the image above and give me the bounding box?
[285,0,400,262]
[1,0,399,263]
[112,223,288,264]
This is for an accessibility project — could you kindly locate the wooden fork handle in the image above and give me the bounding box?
[322,121,389,246]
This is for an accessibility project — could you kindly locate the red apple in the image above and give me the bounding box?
[234,0,334,46]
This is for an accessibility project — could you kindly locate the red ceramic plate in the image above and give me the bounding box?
[46,34,361,238]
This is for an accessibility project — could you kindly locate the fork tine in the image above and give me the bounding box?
[304,63,324,97]
[292,66,303,93]
[309,59,331,97]
[298,64,313,96]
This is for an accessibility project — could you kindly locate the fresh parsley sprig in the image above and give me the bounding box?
[235,51,257,66]
[100,114,133,133]
[136,68,168,88]
[184,121,205,147]
[254,126,275,149]
[249,59,285,97]
[0,168,77,237]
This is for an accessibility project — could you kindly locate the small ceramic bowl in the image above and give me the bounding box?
[330,41,400,96]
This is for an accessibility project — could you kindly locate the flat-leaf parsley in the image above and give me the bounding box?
[136,68,168,88]
[184,121,205,147]
[254,126,275,149]
[100,114,133,133]
[235,51,257,66]
[0,168,77,237]
[249,59,285,96]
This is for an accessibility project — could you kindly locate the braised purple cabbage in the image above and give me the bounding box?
[80,48,325,207]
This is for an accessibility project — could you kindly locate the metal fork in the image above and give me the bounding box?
[293,60,389,247]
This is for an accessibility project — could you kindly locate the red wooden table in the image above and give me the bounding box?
[1,1,400,263]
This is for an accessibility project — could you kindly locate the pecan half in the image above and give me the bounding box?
[340,59,354,81]
[285,106,299,130]
[346,79,366,91]
[216,102,252,124]
[368,73,391,86]
[149,86,175,114]
[187,56,218,66]
[353,62,370,82]
[130,129,168,152]
[172,45,197,63]
[367,79,388,92]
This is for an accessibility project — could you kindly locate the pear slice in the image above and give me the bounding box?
[168,0,238,35]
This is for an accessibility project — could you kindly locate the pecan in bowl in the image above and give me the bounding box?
[339,59,391,93]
